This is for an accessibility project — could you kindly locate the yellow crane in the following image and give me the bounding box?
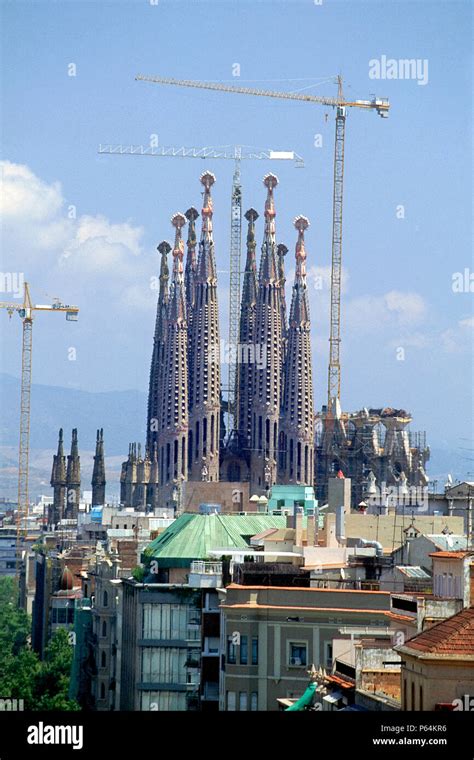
[0,282,78,567]
[135,73,390,412]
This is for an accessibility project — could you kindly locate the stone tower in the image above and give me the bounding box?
[188,172,221,482]
[279,216,314,485]
[250,174,284,493]
[184,207,199,325]
[147,240,171,452]
[250,174,282,492]
[237,208,259,458]
[49,428,66,526]
[65,428,81,519]
[277,242,289,365]
[91,428,106,506]
[158,213,189,508]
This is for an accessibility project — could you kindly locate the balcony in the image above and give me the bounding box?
[188,561,223,589]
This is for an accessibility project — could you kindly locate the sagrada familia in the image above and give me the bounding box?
[48,171,430,523]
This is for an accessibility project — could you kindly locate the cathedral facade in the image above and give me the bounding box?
[119,171,429,511]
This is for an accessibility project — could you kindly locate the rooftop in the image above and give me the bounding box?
[396,608,474,658]
[142,513,293,567]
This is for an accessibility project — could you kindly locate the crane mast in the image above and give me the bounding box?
[328,106,345,411]
[0,282,78,577]
[135,74,389,414]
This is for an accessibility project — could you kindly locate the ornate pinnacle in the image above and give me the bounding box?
[171,213,186,274]
[294,215,310,277]
[245,208,259,224]
[263,173,278,222]
[157,241,171,278]
[200,171,216,223]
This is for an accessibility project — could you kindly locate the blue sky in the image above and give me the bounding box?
[1,0,472,461]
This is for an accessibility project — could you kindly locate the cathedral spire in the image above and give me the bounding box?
[188,171,221,482]
[65,428,80,519]
[259,173,278,283]
[184,207,199,318]
[49,428,66,527]
[147,240,171,451]
[237,208,259,453]
[168,213,187,322]
[158,213,190,508]
[251,174,283,492]
[92,428,106,506]
[280,216,314,485]
[277,242,289,375]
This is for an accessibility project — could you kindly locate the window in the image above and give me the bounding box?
[227,636,236,665]
[227,691,236,711]
[102,620,107,638]
[101,650,106,668]
[103,590,108,607]
[100,682,105,700]
[289,642,307,667]
[324,642,333,669]
[250,692,258,712]
[251,637,258,665]
[239,692,248,711]
[240,635,248,665]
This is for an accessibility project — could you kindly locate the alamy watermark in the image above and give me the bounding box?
[208,340,267,369]
[369,55,429,86]
[367,481,429,511]
[0,272,24,298]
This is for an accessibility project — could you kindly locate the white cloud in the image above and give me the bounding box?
[0,160,63,221]
[439,316,473,353]
[0,160,146,292]
[345,290,427,333]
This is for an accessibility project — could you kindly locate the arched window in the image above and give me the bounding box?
[101,650,106,668]
[103,590,108,607]
[102,619,107,637]
[100,682,106,700]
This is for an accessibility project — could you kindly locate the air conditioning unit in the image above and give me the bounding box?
[290,657,301,666]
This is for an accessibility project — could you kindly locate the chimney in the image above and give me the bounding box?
[306,514,315,546]
[335,505,346,546]
[295,506,304,547]
[320,512,337,547]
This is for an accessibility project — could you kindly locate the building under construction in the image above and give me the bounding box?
[118,171,429,510]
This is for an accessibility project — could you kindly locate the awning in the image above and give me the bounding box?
[323,691,343,704]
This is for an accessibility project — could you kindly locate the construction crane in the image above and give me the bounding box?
[0,282,78,572]
[134,74,390,414]
[98,142,304,435]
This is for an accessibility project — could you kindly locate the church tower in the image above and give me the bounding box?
[279,217,315,484]
[65,428,80,519]
[49,428,66,527]
[188,172,221,482]
[91,428,106,506]
[158,213,189,508]
[250,174,284,492]
[147,240,171,452]
[237,208,259,458]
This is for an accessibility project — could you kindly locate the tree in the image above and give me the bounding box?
[32,628,80,711]
[0,578,80,710]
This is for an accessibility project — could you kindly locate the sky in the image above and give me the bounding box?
[0,0,472,464]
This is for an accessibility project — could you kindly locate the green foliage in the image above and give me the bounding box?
[131,565,145,582]
[0,577,80,711]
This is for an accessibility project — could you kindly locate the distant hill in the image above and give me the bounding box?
[0,373,468,501]
[0,373,146,453]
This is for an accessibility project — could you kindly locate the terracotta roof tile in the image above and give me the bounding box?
[428,551,473,559]
[400,608,474,655]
